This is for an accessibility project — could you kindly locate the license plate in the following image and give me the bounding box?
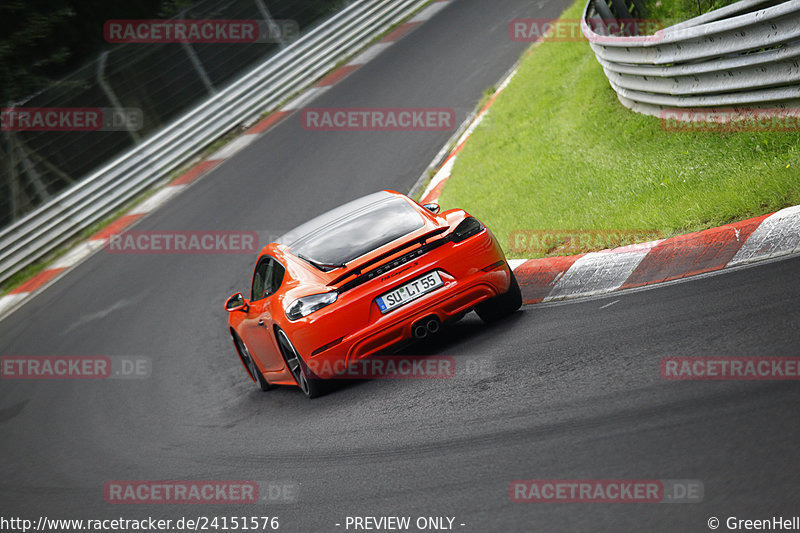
[376,271,443,314]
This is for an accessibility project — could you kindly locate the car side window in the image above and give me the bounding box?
[251,256,286,301]
[251,259,268,301]
[270,261,286,296]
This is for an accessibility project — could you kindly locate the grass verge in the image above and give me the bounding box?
[438,0,800,259]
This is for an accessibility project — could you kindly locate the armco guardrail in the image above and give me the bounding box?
[0,0,431,287]
[581,0,800,117]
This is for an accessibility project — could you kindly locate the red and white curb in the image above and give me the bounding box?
[512,207,800,304]
[0,1,453,321]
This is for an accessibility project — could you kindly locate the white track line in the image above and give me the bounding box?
[599,299,620,309]
[129,185,187,216]
[207,135,259,161]
[50,240,107,269]
[0,294,29,316]
[347,42,394,66]
[410,2,450,22]
[283,86,331,111]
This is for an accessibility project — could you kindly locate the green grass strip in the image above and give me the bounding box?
[439,0,800,258]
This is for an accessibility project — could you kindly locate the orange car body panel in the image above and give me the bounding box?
[227,191,512,387]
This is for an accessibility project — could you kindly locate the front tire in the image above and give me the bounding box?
[476,270,522,323]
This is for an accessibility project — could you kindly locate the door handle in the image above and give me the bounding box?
[258,319,265,326]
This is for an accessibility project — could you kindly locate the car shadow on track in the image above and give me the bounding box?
[308,309,529,398]
[234,309,531,403]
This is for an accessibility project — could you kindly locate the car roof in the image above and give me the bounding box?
[277,191,426,268]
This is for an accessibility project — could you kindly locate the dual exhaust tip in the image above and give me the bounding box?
[413,317,441,339]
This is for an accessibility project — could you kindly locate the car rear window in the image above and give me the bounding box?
[288,196,424,267]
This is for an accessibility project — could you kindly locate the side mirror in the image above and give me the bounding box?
[423,203,441,214]
[225,292,249,313]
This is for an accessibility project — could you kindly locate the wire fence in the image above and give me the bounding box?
[0,0,345,229]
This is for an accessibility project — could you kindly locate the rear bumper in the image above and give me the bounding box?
[347,272,502,358]
[285,230,511,379]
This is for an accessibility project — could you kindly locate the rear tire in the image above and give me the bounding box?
[234,334,273,391]
[276,329,326,399]
[476,270,522,323]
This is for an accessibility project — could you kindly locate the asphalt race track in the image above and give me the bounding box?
[1,1,799,532]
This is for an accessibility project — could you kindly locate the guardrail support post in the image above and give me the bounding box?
[97,51,142,144]
[180,10,218,96]
[255,0,287,49]
[3,128,21,222]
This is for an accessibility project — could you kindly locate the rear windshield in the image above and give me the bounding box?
[288,196,424,267]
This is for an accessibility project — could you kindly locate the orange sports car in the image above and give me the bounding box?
[224,190,521,398]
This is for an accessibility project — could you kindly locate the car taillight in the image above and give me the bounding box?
[451,217,485,243]
[284,292,338,321]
